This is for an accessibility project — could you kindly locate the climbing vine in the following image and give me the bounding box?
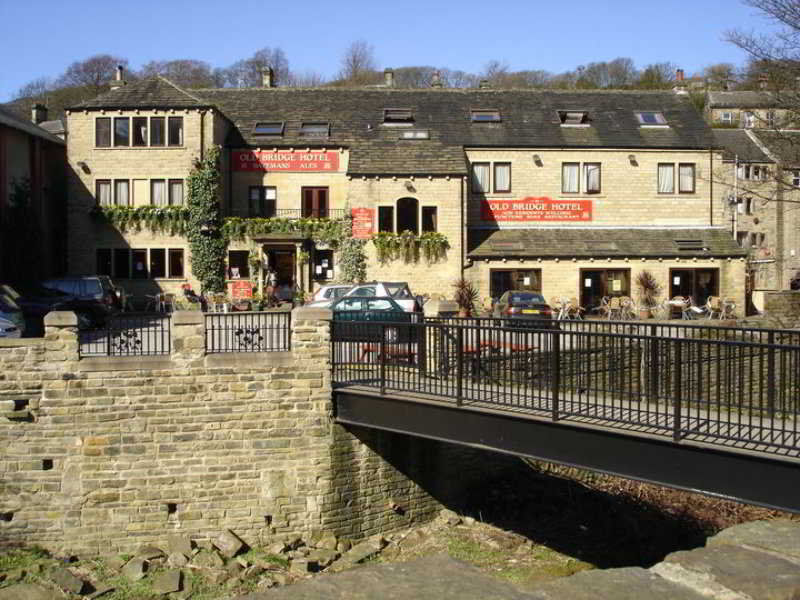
[372,231,449,265]
[186,147,226,293]
[90,205,191,235]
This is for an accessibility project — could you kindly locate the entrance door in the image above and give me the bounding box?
[266,245,297,301]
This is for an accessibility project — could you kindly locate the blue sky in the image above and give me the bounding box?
[0,0,777,101]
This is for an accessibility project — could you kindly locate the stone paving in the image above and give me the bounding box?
[236,519,800,600]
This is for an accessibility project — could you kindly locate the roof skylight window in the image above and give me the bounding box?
[400,130,430,139]
[635,111,668,126]
[252,122,284,136]
[383,108,414,125]
[299,122,330,138]
[558,111,589,125]
[471,109,501,122]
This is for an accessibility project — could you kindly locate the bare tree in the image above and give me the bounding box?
[286,69,327,87]
[12,77,52,100]
[636,62,676,89]
[440,68,478,89]
[219,47,290,87]
[57,54,129,95]
[338,40,379,84]
[607,58,639,88]
[139,59,219,88]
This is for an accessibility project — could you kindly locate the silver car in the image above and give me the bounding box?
[0,293,25,336]
[306,284,353,308]
[342,282,421,313]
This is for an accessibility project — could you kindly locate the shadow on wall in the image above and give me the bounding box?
[334,425,723,570]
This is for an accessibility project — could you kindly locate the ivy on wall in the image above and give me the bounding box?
[372,231,450,265]
[186,147,227,293]
[90,205,191,235]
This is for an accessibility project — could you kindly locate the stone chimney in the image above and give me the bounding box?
[759,73,769,90]
[676,68,684,81]
[479,79,491,89]
[431,70,443,88]
[110,65,125,90]
[261,67,274,88]
[384,69,394,87]
[31,103,47,125]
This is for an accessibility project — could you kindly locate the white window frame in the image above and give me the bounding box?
[720,112,733,125]
[792,170,800,187]
[635,111,668,126]
[743,112,755,129]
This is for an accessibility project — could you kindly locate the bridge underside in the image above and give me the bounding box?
[334,388,800,514]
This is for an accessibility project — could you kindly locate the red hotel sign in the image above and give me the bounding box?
[351,207,375,239]
[481,197,593,222]
[233,150,340,172]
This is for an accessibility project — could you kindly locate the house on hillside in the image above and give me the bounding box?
[64,68,746,311]
[0,104,67,282]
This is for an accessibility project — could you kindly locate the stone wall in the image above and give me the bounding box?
[764,290,800,321]
[0,308,446,555]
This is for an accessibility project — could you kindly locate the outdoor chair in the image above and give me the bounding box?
[162,293,177,313]
[706,296,723,319]
[565,297,584,320]
[607,296,622,320]
[620,296,636,320]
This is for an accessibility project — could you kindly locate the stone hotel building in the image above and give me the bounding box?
[65,69,746,310]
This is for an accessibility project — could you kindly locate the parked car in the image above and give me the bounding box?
[1,282,96,334]
[0,317,22,339]
[331,296,417,343]
[342,282,422,312]
[41,276,121,325]
[0,294,25,336]
[492,291,557,328]
[307,284,352,308]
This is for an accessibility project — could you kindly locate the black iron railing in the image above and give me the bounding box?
[205,311,291,353]
[331,317,800,455]
[78,313,171,357]
[228,208,347,220]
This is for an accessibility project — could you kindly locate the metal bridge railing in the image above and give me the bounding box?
[331,317,800,455]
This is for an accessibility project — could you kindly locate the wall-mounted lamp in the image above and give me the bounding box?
[404,181,416,192]
[532,154,543,167]
[76,160,90,174]
[628,154,638,166]
[199,221,218,236]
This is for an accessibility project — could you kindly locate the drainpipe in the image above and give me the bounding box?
[460,174,466,275]
[733,155,738,241]
[200,110,205,160]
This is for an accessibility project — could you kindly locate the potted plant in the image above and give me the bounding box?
[293,288,307,307]
[635,270,663,319]
[452,278,478,318]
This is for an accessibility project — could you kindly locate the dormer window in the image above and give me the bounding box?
[635,111,668,126]
[253,122,284,136]
[383,108,414,125]
[471,109,501,122]
[299,122,329,138]
[558,111,589,126]
[675,239,705,251]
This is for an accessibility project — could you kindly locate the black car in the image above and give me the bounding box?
[41,276,121,323]
[1,282,102,334]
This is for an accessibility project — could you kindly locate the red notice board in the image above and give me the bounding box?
[228,280,253,300]
[481,197,593,222]
[351,207,375,239]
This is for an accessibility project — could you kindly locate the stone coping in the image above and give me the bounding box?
[0,338,44,348]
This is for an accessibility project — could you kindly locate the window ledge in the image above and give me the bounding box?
[639,125,670,129]
[560,124,591,128]
[93,146,187,150]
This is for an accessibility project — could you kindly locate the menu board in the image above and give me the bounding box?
[228,280,253,300]
[351,207,375,239]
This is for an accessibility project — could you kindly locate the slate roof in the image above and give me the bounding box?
[750,130,800,167]
[713,130,773,163]
[69,81,714,174]
[0,105,65,145]
[467,228,746,259]
[707,91,777,109]
[39,119,65,136]
[71,76,210,110]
